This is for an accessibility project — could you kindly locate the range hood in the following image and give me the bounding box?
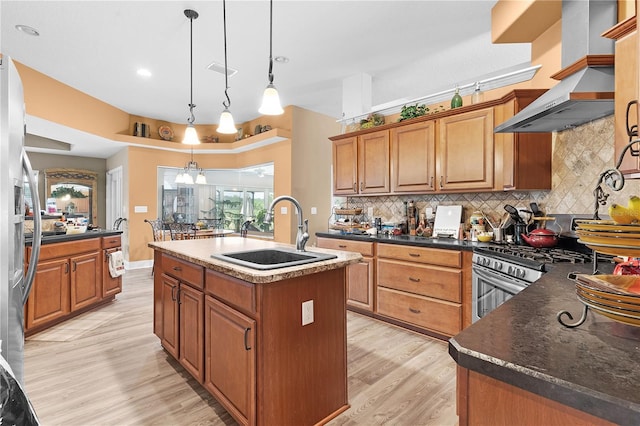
[495,0,616,133]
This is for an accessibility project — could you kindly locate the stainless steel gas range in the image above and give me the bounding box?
[472,214,598,323]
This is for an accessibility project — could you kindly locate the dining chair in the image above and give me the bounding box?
[144,218,165,242]
[168,222,196,240]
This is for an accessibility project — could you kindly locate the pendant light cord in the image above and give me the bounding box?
[267,0,274,85]
[185,9,198,125]
[222,0,231,109]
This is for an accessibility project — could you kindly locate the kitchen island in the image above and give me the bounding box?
[449,262,640,425]
[148,237,362,426]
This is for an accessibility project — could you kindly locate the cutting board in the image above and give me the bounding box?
[433,205,462,238]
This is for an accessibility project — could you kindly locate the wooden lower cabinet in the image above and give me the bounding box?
[156,254,205,383]
[153,254,349,426]
[102,236,123,298]
[26,258,70,330]
[69,251,101,311]
[25,235,120,335]
[457,367,615,426]
[316,237,375,311]
[204,295,256,426]
[377,243,470,337]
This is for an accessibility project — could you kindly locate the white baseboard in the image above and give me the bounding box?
[126,260,153,270]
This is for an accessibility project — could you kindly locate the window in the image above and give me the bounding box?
[157,163,274,238]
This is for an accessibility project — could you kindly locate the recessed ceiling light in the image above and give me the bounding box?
[137,68,152,78]
[15,24,40,36]
[274,56,289,63]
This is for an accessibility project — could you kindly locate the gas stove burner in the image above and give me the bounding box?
[476,245,593,264]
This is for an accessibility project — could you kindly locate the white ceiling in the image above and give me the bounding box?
[1,0,531,158]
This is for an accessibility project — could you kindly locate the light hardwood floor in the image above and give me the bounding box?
[24,268,458,426]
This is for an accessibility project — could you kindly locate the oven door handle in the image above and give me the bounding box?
[473,264,527,295]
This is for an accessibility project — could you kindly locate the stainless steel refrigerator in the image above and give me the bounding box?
[0,55,42,386]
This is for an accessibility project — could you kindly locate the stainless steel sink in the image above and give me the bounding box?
[211,248,337,270]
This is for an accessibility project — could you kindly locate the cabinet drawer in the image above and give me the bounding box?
[377,259,461,302]
[162,254,204,289]
[377,287,461,336]
[377,243,461,267]
[205,269,256,315]
[102,235,121,249]
[36,238,102,261]
[316,237,374,257]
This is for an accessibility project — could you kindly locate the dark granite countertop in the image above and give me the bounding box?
[449,262,640,425]
[315,231,487,251]
[25,229,122,246]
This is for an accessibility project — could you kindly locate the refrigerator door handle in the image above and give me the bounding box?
[22,149,41,305]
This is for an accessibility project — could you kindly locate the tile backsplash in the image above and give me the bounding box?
[336,115,640,226]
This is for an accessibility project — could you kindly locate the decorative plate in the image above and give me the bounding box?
[158,125,174,141]
[575,219,640,233]
[578,240,640,257]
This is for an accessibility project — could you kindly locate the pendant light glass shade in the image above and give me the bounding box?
[259,84,284,115]
[175,172,185,184]
[183,124,200,145]
[217,108,237,134]
[183,173,194,185]
[195,171,207,185]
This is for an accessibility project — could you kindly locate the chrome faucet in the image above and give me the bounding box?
[264,195,309,252]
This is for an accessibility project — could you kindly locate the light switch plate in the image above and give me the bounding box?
[311,207,317,215]
[302,300,314,326]
[134,205,148,213]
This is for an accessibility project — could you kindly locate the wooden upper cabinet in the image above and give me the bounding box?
[437,108,494,191]
[332,130,390,195]
[332,136,358,195]
[495,96,552,191]
[391,121,436,192]
[358,130,390,194]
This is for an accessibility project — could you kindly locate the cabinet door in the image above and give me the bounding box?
[179,284,204,383]
[332,137,358,195]
[102,248,122,298]
[391,121,436,192]
[358,130,390,194]
[347,257,375,311]
[26,258,70,330]
[437,108,494,191]
[617,30,639,175]
[69,251,102,311]
[160,273,180,358]
[204,295,256,426]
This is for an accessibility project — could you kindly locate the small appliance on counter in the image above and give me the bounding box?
[432,205,462,238]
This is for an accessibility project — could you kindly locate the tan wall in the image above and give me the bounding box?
[15,61,131,139]
[291,107,341,246]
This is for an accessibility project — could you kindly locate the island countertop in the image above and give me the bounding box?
[149,236,362,284]
[449,262,640,425]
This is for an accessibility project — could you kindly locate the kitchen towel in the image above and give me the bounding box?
[108,251,125,278]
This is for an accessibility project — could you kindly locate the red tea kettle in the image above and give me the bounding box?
[521,228,558,248]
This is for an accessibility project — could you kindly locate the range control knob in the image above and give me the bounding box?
[507,265,514,275]
[494,261,503,270]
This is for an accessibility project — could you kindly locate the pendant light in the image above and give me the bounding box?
[174,146,207,185]
[258,0,284,115]
[183,9,201,145]
[217,0,237,134]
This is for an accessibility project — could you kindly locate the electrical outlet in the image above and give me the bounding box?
[280,206,287,214]
[302,300,314,326]
[311,207,317,215]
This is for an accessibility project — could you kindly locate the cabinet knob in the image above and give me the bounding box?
[409,277,421,283]
[409,307,421,314]
[172,266,182,272]
[353,183,357,192]
[439,176,444,188]
[360,182,364,191]
[430,176,434,188]
[409,253,420,257]
[338,244,347,248]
